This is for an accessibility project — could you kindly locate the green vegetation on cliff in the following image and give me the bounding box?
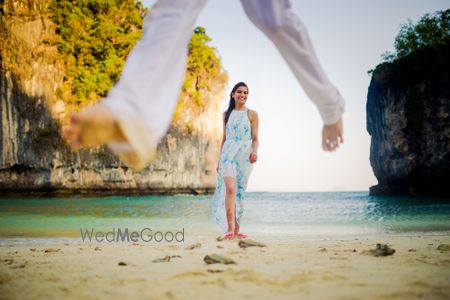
[381,9,449,62]
[49,0,146,104]
[49,1,227,127]
[174,26,228,125]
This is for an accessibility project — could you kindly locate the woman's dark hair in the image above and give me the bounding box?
[225,82,248,124]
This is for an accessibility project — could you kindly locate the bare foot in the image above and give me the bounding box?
[62,105,126,150]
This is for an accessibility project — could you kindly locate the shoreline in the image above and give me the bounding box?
[1,234,449,299]
[2,230,450,246]
[0,188,215,198]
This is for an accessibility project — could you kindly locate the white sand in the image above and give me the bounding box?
[1,235,450,299]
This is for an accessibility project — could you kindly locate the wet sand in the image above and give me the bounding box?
[1,235,449,299]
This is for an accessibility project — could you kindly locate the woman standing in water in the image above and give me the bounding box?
[212,82,258,239]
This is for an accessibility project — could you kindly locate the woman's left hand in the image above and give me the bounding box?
[249,153,257,163]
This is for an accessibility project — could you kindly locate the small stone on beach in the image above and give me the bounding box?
[153,256,171,263]
[44,248,61,253]
[362,244,395,257]
[118,261,127,266]
[186,243,201,250]
[204,254,236,265]
[207,269,225,273]
[11,262,27,269]
[152,255,181,263]
[94,246,101,251]
[437,244,450,252]
[238,239,266,248]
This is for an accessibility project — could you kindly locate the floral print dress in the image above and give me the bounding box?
[212,109,253,232]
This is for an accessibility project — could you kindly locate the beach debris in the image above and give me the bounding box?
[204,254,236,265]
[362,244,395,257]
[238,239,266,248]
[152,255,181,263]
[186,243,202,250]
[44,248,61,253]
[30,248,37,252]
[437,244,450,252]
[216,236,225,242]
[94,246,101,251]
[318,247,327,252]
[216,245,224,249]
[207,269,225,273]
[152,256,171,263]
[7,251,18,255]
[118,261,127,266]
[408,249,417,252]
[352,249,357,253]
[3,259,14,265]
[330,257,348,260]
[11,262,27,269]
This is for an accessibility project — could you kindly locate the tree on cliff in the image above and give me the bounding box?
[382,9,449,62]
[50,0,227,126]
[49,0,147,105]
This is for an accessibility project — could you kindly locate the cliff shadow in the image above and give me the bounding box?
[0,71,62,195]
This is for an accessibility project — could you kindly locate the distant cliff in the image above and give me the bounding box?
[367,42,450,197]
[0,1,227,196]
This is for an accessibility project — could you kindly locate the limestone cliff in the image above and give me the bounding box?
[0,1,227,196]
[367,42,450,197]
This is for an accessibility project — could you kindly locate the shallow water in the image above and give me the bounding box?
[0,192,449,245]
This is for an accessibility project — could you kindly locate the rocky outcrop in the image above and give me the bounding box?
[367,42,450,197]
[0,1,226,196]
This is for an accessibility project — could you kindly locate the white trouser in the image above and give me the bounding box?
[103,0,345,163]
[241,0,345,124]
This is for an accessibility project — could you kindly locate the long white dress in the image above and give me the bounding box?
[212,109,253,232]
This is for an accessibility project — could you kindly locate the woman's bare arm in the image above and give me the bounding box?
[220,112,226,151]
[217,113,227,171]
[249,110,259,163]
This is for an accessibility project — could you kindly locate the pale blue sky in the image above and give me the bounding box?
[143,0,450,192]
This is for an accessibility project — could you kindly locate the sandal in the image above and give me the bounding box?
[224,231,235,240]
[236,233,247,239]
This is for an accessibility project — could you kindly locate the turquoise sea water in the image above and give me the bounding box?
[0,192,449,245]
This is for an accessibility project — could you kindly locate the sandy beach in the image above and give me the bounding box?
[1,234,449,300]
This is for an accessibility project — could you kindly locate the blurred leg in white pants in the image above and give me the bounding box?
[64,0,344,168]
[241,0,345,125]
[103,0,207,167]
